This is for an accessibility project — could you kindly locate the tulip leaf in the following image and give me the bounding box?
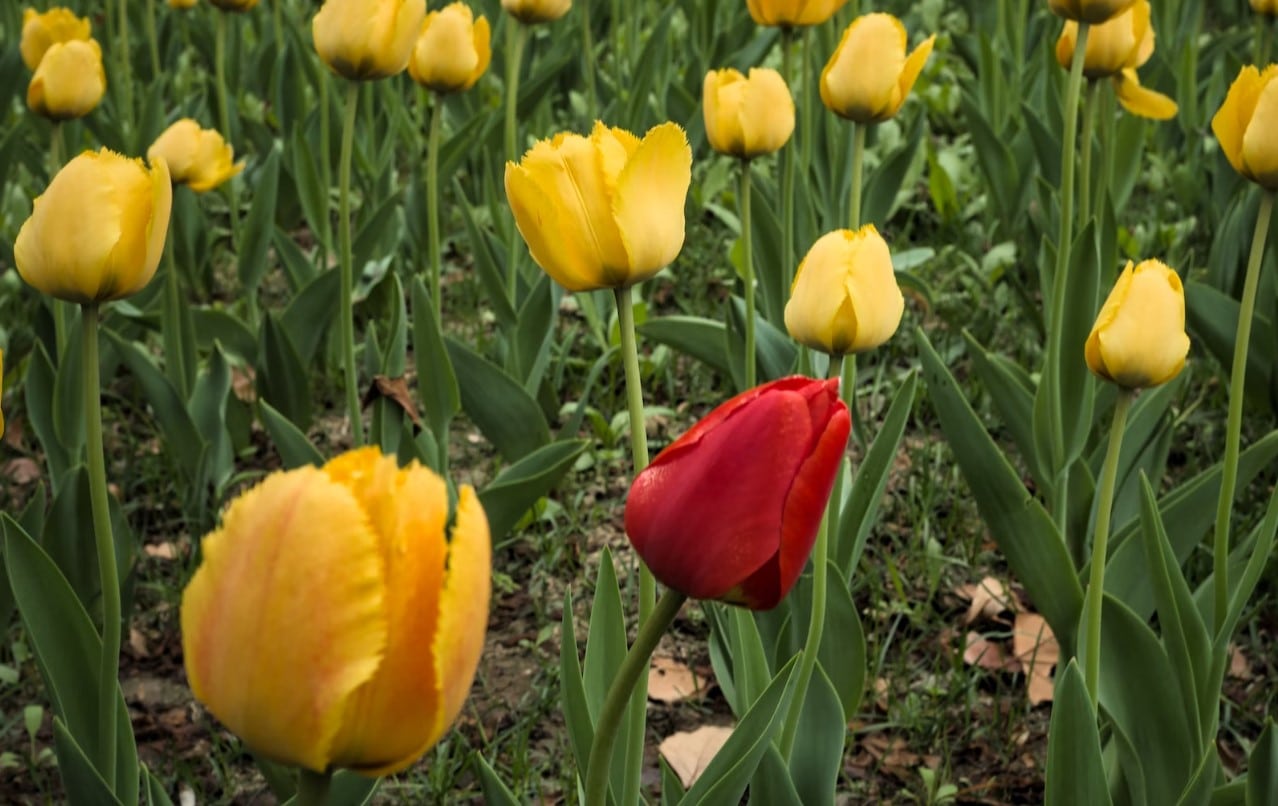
[280,269,341,367]
[661,757,689,806]
[411,279,461,457]
[24,342,74,492]
[514,273,556,389]
[238,144,282,297]
[749,746,802,806]
[444,337,550,462]
[257,313,313,432]
[143,765,176,806]
[41,467,133,616]
[190,344,235,497]
[53,311,85,458]
[745,168,786,325]
[479,440,588,541]
[475,754,521,806]
[621,5,676,130]
[259,400,323,469]
[1044,660,1111,806]
[192,308,257,364]
[725,297,797,390]
[962,333,1048,493]
[352,193,403,287]
[582,548,629,803]
[288,123,331,255]
[51,716,124,806]
[560,590,596,791]
[453,180,517,329]
[962,93,1025,228]
[326,770,380,806]
[639,316,731,377]
[1248,721,1278,806]
[1185,280,1276,413]
[727,607,773,715]
[863,112,927,228]
[788,663,845,805]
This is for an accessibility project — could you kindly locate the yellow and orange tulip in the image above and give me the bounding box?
[1048,0,1138,24]
[746,0,847,27]
[313,0,426,81]
[1085,260,1190,389]
[820,14,935,125]
[149,119,245,193]
[500,0,571,24]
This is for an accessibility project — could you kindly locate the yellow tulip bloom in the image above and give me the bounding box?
[168,0,198,8]
[1085,260,1190,389]
[746,0,847,27]
[20,7,91,71]
[505,121,693,292]
[1253,0,1278,15]
[15,149,172,304]
[181,448,491,775]
[149,119,245,193]
[1213,65,1278,191]
[208,0,259,10]
[27,39,106,122]
[313,0,426,81]
[500,0,571,24]
[1048,0,1138,24]
[820,14,935,125]
[408,3,491,94]
[1055,1,1176,120]
[704,67,795,159]
[784,226,905,355]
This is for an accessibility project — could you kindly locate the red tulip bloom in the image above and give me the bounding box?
[624,377,851,610]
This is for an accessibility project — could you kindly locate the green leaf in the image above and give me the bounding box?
[1044,660,1111,806]
[288,123,330,256]
[474,755,520,806]
[143,765,176,806]
[24,343,73,490]
[281,269,341,367]
[41,468,132,616]
[1185,280,1276,412]
[963,333,1049,492]
[863,112,926,227]
[788,663,845,805]
[190,344,234,495]
[514,274,556,388]
[560,589,595,788]
[192,308,257,364]
[748,746,802,806]
[238,144,283,296]
[639,316,730,377]
[725,297,797,389]
[411,279,461,457]
[1248,721,1278,806]
[661,757,689,806]
[582,548,629,803]
[478,440,588,540]
[257,314,313,432]
[259,400,324,469]
[727,608,772,714]
[454,181,517,329]
[326,770,379,806]
[51,716,124,806]
[444,337,550,462]
[53,312,85,458]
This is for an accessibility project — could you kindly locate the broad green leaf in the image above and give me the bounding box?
[107,329,206,481]
[514,273,556,389]
[24,343,74,491]
[1044,660,1110,806]
[1248,721,1278,806]
[478,440,588,540]
[863,112,927,227]
[963,333,1048,492]
[259,401,323,469]
[281,269,341,367]
[143,765,175,806]
[288,123,330,257]
[725,297,797,390]
[475,755,520,806]
[53,312,85,458]
[1185,280,1276,412]
[748,746,802,806]
[581,548,629,804]
[192,308,257,364]
[51,716,124,806]
[728,607,773,714]
[560,589,595,791]
[257,314,313,432]
[661,757,689,806]
[639,316,730,376]
[411,279,461,457]
[326,770,379,806]
[238,144,283,296]
[445,337,550,462]
[788,663,845,806]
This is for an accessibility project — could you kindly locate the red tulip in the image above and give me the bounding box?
[624,377,850,610]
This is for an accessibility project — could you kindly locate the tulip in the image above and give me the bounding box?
[408,3,491,94]
[625,377,850,610]
[182,447,491,774]
[1055,1,1177,120]
[1085,260,1190,389]
[14,149,172,304]
[500,0,571,24]
[148,119,245,193]
[820,13,935,125]
[20,7,91,71]
[1253,0,1278,14]
[1048,0,1138,24]
[746,0,847,27]
[1213,65,1278,191]
[208,0,259,10]
[785,226,904,355]
[313,0,426,81]
[27,39,106,122]
[703,67,795,159]
[168,0,198,8]
[505,121,693,292]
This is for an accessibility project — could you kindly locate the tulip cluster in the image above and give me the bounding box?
[1054,0,1176,119]
[21,7,105,122]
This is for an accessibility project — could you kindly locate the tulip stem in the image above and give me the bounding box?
[740,160,757,389]
[581,0,597,122]
[163,246,191,400]
[215,13,244,315]
[583,588,686,806]
[849,123,866,230]
[273,0,284,57]
[779,503,831,762]
[1260,16,1273,66]
[117,0,134,137]
[294,769,333,806]
[1214,190,1274,632]
[82,302,122,792]
[1079,80,1100,228]
[1096,82,1116,216]
[339,80,365,447]
[1083,388,1131,708]
[780,27,797,316]
[505,21,530,303]
[427,92,444,322]
[145,0,160,77]
[49,125,69,361]
[319,71,333,258]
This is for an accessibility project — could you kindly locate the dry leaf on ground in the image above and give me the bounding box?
[956,576,1015,624]
[659,725,732,788]
[648,655,704,703]
[1013,613,1059,705]
[963,631,1020,672]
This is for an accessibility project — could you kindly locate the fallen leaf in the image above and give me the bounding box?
[1228,644,1252,680]
[231,366,256,402]
[963,632,1020,672]
[128,628,150,658]
[648,655,703,703]
[144,542,180,560]
[659,725,733,789]
[3,458,42,485]
[956,576,1015,624]
[363,375,424,429]
[1013,613,1058,705]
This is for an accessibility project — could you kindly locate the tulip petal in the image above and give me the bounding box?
[612,122,692,283]
[741,68,795,157]
[845,234,905,352]
[821,14,909,123]
[1212,66,1265,180]
[1114,70,1177,120]
[181,468,387,772]
[471,15,492,88]
[1096,263,1189,387]
[1242,75,1278,188]
[897,34,936,111]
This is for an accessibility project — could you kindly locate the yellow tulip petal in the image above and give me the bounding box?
[704,69,745,156]
[896,34,936,111]
[1212,65,1266,179]
[612,122,692,285]
[471,15,492,87]
[1095,262,1189,387]
[180,468,388,772]
[505,156,602,291]
[1242,75,1278,188]
[844,230,905,352]
[1055,23,1079,71]
[1130,0,1155,68]
[741,68,794,157]
[1114,70,1177,120]
[821,14,908,123]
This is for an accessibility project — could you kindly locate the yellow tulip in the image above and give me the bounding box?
[746,0,847,27]
[313,0,425,81]
[148,119,245,193]
[703,67,795,159]
[408,3,491,94]
[181,447,491,775]
[27,39,106,122]
[505,121,693,292]
[1253,0,1278,15]
[784,226,905,355]
[1085,260,1190,389]
[14,149,172,304]
[500,0,571,24]
[1055,1,1176,120]
[168,0,198,8]
[208,0,259,10]
[21,7,91,71]
[820,14,936,125]
[1048,0,1138,24]
[1213,65,1278,191]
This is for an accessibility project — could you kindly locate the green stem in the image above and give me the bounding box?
[1214,190,1274,632]
[1096,81,1116,216]
[145,0,160,76]
[505,21,530,303]
[83,302,121,790]
[1079,80,1100,228]
[849,123,866,229]
[779,498,832,760]
[320,71,332,249]
[427,92,444,322]
[800,28,814,216]
[583,589,686,806]
[117,0,134,136]
[1261,16,1273,66]
[50,125,69,361]
[295,769,333,806]
[1083,389,1131,707]
[339,81,364,447]
[163,245,190,400]
[215,13,245,314]
[740,161,757,389]
[273,0,284,56]
[581,0,597,121]
[780,27,796,316]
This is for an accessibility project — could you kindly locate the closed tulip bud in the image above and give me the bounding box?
[703,67,795,159]
[313,0,426,81]
[148,119,245,193]
[746,0,848,28]
[21,7,91,71]
[1085,260,1190,389]
[501,0,571,24]
[182,448,491,775]
[1055,0,1176,120]
[625,377,850,610]
[785,226,904,355]
[505,121,692,292]
[168,0,198,8]
[1254,0,1278,15]
[16,150,171,304]
[27,39,106,121]
[820,14,935,125]
[1213,65,1278,190]
[408,3,491,94]
[1048,0,1138,24]
[208,0,259,10]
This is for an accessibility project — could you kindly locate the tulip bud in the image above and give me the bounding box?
[625,377,850,610]
[313,0,426,81]
[1085,260,1190,389]
[505,121,692,292]
[208,0,259,10]
[408,3,491,94]
[14,149,172,304]
[1047,0,1138,24]
[182,447,491,774]
[168,0,198,8]
[21,7,91,71]
[820,14,935,125]
[27,39,106,121]
[149,119,245,193]
[785,226,905,355]
[1213,65,1278,191]
[1055,0,1176,120]
[500,0,571,24]
[1254,0,1278,15]
[703,67,795,160]
[746,0,848,28]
